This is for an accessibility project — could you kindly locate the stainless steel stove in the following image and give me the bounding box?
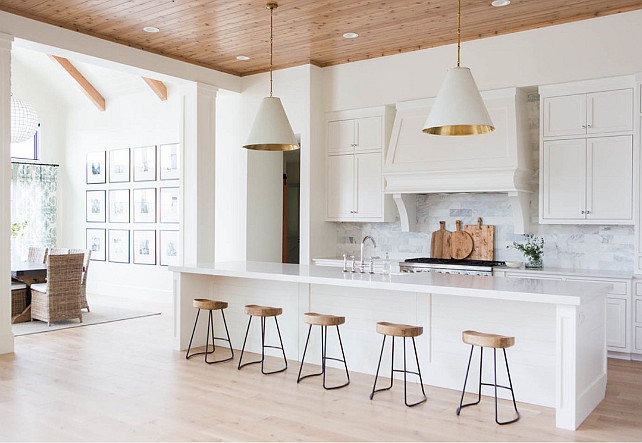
[399,258,505,276]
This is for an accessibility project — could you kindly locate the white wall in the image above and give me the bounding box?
[62,88,181,301]
[321,9,642,112]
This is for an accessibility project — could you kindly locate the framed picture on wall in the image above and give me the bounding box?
[133,230,156,265]
[109,189,130,223]
[133,188,156,223]
[133,145,156,182]
[86,190,106,222]
[108,229,130,264]
[159,143,180,180]
[109,148,130,183]
[159,187,180,223]
[86,228,106,261]
[159,230,179,266]
[86,151,106,184]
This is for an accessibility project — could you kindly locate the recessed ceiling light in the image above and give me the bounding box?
[491,0,510,6]
[342,32,359,39]
[236,55,251,61]
[143,26,160,33]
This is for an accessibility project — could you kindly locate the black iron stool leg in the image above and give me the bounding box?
[457,345,483,414]
[239,315,287,374]
[370,335,395,400]
[297,324,319,382]
[204,309,235,364]
[404,337,427,407]
[370,335,387,400]
[336,325,350,386]
[495,348,520,425]
[237,315,255,369]
[185,309,201,359]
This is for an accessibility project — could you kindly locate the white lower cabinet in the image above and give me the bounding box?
[633,281,642,355]
[606,297,627,349]
[498,270,632,355]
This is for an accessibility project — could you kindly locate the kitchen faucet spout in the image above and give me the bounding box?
[360,236,377,266]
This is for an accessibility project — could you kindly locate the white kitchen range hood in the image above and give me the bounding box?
[384,88,533,233]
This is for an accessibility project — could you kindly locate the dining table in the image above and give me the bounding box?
[11,261,48,323]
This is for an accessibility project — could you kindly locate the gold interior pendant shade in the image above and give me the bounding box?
[243,3,299,151]
[422,0,494,136]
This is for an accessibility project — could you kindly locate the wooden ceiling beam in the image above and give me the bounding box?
[48,55,106,111]
[142,77,168,101]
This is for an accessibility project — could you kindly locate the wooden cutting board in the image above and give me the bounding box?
[447,220,474,260]
[464,217,495,261]
[430,221,451,259]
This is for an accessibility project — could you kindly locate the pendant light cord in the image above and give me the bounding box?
[269,3,274,97]
[457,0,461,67]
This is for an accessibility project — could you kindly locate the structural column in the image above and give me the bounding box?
[180,82,217,267]
[0,33,14,355]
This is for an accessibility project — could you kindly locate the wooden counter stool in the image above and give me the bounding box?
[238,304,288,374]
[370,322,426,407]
[297,313,350,389]
[456,330,520,425]
[185,299,234,364]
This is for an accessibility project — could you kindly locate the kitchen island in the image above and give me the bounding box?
[170,261,610,431]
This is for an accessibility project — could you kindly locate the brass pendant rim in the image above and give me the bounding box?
[422,124,495,136]
[242,143,300,151]
[266,2,278,10]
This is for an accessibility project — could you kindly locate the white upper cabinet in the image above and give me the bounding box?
[587,89,633,134]
[328,120,356,154]
[542,88,633,138]
[355,116,383,151]
[586,136,633,221]
[355,152,383,218]
[325,106,395,222]
[326,154,355,219]
[542,139,587,220]
[327,115,384,154]
[543,94,587,137]
[539,76,635,225]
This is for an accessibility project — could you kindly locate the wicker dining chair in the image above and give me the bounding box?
[48,248,70,255]
[30,254,84,326]
[28,247,48,264]
[69,248,91,312]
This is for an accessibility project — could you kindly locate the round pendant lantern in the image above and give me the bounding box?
[11,96,39,143]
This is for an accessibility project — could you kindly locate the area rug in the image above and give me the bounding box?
[12,305,162,336]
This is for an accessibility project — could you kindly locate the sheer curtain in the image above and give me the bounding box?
[11,163,58,262]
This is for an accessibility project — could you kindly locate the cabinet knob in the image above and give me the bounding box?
[586,210,591,214]
[581,125,586,128]
[581,210,585,214]
[587,124,592,128]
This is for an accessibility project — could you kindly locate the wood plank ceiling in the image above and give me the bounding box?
[2,0,642,77]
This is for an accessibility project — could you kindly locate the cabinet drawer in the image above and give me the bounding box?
[566,277,627,296]
[635,280,642,296]
[636,299,642,324]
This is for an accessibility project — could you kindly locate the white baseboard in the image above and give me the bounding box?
[575,373,607,429]
[607,351,632,360]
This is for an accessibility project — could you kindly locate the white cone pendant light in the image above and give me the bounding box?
[423,0,494,136]
[243,3,299,151]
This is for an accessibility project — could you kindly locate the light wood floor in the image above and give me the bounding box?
[0,297,640,441]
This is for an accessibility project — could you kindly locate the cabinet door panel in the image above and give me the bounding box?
[542,139,586,220]
[635,326,642,352]
[587,89,633,134]
[355,116,383,151]
[543,94,586,137]
[606,297,627,349]
[326,155,355,219]
[355,152,383,218]
[586,136,633,221]
[328,120,355,153]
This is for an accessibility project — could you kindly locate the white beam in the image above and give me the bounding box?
[0,32,14,355]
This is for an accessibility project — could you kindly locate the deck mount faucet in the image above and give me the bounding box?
[360,235,377,268]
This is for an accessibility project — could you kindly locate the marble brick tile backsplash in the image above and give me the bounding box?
[334,94,635,272]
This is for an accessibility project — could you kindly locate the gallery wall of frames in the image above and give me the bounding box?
[85,143,180,266]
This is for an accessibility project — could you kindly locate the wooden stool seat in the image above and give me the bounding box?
[244,304,283,317]
[462,330,515,349]
[376,321,423,338]
[303,312,345,326]
[193,299,228,311]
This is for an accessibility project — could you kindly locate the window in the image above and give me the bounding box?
[11,126,40,160]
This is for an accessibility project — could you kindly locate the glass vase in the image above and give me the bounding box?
[525,256,543,269]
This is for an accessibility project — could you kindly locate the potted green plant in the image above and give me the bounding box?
[508,234,544,268]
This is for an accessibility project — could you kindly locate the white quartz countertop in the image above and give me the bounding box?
[170,261,611,306]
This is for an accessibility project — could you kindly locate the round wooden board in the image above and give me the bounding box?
[447,220,474,259]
